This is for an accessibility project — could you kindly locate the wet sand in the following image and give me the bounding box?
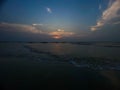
[1,57,120,90]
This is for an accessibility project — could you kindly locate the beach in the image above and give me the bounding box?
[0,42,120,90]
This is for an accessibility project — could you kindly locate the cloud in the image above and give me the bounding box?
[113,21,120,25]
[0,23,43,34]
[49,29,75,39]
[46,7,52,13]
[99,4,102,10]
[108,0,114,7]
[0,23,54,41]
[0,23,77,41]
[32,24,43,26]
[91,0,120,31]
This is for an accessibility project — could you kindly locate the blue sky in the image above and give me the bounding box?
[0,0,120,42]
[0,0,103,25]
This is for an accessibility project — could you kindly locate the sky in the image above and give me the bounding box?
[0,0,120,42]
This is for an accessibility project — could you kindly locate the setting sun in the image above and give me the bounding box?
[53,35,61,39]
[49,29,75,39]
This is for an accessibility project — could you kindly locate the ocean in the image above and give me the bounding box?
[0,42,120,90]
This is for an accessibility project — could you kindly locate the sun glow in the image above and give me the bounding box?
[53,35,61,39]
[49,29,75,39]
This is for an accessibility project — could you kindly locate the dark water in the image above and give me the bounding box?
[26,43,120,59]
[25,43,120,70]
[0,43,120,90]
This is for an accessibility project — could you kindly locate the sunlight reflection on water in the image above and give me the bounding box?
[27,43,120,60]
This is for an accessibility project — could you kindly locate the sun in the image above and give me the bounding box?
[49,29,74,39]
[53,35,61,39]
